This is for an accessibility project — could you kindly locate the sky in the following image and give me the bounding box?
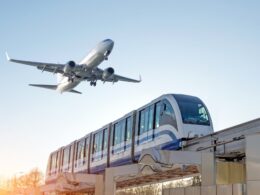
[0,0,259,179]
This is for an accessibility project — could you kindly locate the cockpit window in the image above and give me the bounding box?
[102,39,111,42]
[174,95,210,126]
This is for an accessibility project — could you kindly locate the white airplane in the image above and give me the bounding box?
[6,39,141,94]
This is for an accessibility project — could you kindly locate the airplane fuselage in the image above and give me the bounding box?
[57,39,114,93]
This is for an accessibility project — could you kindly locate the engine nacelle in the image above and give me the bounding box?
[63,61,76,73]
[102,67,114,80]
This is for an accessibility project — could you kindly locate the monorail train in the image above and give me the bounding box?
[45,94,213,183]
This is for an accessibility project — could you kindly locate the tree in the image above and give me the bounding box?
[9,168,44,195]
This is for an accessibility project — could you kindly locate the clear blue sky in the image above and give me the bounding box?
[0,1,259,179]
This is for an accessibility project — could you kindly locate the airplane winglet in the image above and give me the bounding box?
[139,75,142,82]
[5,52,10,61]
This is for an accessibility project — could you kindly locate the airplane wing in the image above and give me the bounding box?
[6,52,65,74]
[95,68,141,83]
[112,74,142,83]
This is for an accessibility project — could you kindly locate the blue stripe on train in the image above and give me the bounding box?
[90,156,132,174]
[134,139,181,161]
[91,130,181,170]
[90,139,182,173]
[93,129,178,160]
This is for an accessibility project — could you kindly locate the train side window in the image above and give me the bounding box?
[103,128,108,150]
[48,156,52,174]
[51,153,56,171]
[93,131,103,154]
[85,138,89,160]
[139,105,155,134]
[55,152,59,170]
[155,102,162,128]
[63,147,70,170]
[139,110,145,134]
[144,108,149,132]
[125,116,133,141]
[51,153,57,172]
[69,145,73,166]
[160,99,178,130]
[77,139,85,161]
[148,105,154,130]
[114,120,126,145]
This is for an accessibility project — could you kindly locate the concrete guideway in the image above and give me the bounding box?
[41,150,216,195]
[161,133,260,195]
[184,118,260,159]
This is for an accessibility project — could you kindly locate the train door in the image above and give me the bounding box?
[109,115,133,167]
[74,137,89,173]
[90,128,109,173]
[138,104,155,144]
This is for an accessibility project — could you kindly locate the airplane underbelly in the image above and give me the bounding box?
[85,52,104,69]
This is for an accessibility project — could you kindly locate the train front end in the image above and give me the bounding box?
[172,94,213,139]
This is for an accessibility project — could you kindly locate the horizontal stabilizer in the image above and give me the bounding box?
[69,89,82,94]
[29,84,82,94]
[29,84,57,90]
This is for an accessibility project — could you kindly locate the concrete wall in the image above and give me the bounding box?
[162,184,244,195]
[216,162,245,184]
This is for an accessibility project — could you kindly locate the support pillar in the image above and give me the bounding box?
[201,152,216,186]
[246,133,260,195]
[95,175,104,195]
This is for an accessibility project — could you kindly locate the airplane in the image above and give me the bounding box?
[6,39,141,94]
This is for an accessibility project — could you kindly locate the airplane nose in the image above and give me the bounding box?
[98,39,114,53]
[109,40,114,49]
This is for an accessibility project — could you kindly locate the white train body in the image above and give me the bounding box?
[45,94,213,183]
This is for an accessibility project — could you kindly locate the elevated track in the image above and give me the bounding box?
[184,118,260,160]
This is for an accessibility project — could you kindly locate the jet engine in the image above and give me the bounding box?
[102,67,114,81]
[63,61,76,73]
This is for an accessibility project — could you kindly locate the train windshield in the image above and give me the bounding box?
[173,95,210,126]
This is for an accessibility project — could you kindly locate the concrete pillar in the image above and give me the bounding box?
[95,175,104,195]
[246,133,260,195]
[104,167,116,195]
[201,152,216,186]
